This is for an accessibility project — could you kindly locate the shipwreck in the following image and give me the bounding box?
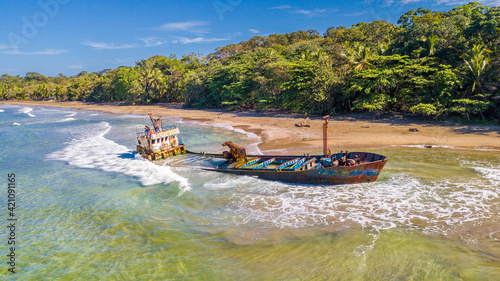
[137,114,388,185]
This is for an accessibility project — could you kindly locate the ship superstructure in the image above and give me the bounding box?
[136,113,185,160]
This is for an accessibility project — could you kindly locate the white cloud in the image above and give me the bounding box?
[249,29,259,34]
[139,37,167,47]
[382,0,500,7]
[400,0,425,4]
[156,20,210,34]
[433,0,477,5]
[173,36,229,44]
[383,0,395,6]
[270,5,334,17]
[294,9,328,16]
[82,42,137,50]
[68,65,84,69]
[2,49,67,55]
[0,44,11,50]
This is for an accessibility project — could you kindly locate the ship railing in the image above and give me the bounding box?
[136,125,178,138]
[160,125,177,131]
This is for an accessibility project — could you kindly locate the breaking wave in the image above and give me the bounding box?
[57,117,77,123]
[48,121,191,195]
[223,173,499,236]
[472,166,500,187]
[19,107,35,117]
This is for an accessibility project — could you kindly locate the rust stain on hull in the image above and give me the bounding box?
[205,153,389,185]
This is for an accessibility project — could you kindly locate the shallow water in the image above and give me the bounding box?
[0,105,499,280]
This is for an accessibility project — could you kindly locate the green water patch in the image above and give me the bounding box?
[216,228,500,280]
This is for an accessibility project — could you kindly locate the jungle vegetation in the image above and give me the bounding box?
[1,2,499,123]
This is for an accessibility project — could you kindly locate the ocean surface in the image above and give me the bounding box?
[0,104,499,280]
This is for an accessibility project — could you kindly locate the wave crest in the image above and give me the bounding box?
[48,122,191,195]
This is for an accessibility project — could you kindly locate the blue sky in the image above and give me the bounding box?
[1,0,499,77]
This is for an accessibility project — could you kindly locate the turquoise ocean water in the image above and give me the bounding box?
[0,104,499,280]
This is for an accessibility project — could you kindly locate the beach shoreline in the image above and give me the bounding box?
[2,100,499,153]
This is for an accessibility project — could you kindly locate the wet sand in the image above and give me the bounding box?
[2,100,499,153]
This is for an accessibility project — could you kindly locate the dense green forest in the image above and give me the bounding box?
[1,2,499,123]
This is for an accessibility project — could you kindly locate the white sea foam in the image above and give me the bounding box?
[12,122,21,126]
[394,144,465,150]
[23,117,78,126]
[179,119,263,155]
[48,122,191,195]
[0,109,4,112]
[0,105,19,109]
[472,147,500,152]
[57,117,77,123]
[203,175,258,190]
[65,112,77,117]
[460,160,500,186]
[393,144,500,152]
[474,167,500,186]
[224,174,499,235]
[19,107,35,117]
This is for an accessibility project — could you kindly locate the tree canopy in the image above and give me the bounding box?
[1,2,499,123]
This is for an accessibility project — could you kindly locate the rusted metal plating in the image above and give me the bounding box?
[137,113,186,161]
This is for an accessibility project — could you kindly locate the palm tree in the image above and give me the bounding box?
[141,67,153,93]
[375,43,389,56]
[463,44,491,94]
[424,35,439,56]
[312,48,327,62]
[149,68,167,101]
[301,49,313,61]
[342,42,373,71]
[354,43,373,71]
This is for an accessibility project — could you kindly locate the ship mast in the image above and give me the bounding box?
[148,113,162,132]
[323,115,330,157]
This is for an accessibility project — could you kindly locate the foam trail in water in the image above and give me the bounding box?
[474,167,500,186]
[12,122,21,126]
[223,173,499,235]
[392,144,500,152]
[461,160,500,186]
[48,122,191,195]
[19,107,35,117]
[0,109,4,112]
[57,118,77,123]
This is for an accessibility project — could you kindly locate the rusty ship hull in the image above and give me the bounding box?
[202,152,388,185]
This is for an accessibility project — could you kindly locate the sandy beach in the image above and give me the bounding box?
[2,100,499,152]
